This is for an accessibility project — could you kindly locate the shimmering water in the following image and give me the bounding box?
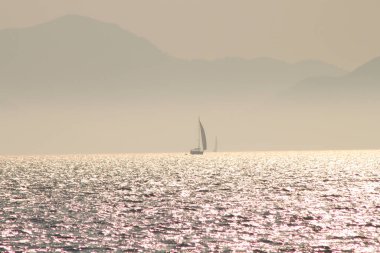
[1,151,380,252]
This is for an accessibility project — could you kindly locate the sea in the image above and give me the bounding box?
[1,151,380,252]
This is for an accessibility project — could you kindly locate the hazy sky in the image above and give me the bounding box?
[1,0,380,69]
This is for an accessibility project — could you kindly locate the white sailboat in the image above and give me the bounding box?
[190,119,207,155]
[214,136,218,152]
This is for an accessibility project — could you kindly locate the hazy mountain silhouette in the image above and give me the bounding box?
[288,56,380,101]
[0,15,345,105]
[0,15,173,103]
[5,15,375,154]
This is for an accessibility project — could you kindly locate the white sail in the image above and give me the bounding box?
[214,137,218,152]
[190,118,207,155]
[199,120,207,150]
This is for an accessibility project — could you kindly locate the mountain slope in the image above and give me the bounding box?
[0,15,170,73]
[288,56,380,101]
[3,15,380,154]
[0,15,346,104]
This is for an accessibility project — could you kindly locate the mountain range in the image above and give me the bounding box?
[1,15,380,154]
[0,15,347,105]
[289,56,380,102]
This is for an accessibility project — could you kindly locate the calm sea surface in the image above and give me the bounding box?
[1,151,380,252]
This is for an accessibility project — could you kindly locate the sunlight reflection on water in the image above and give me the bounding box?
[1,151,380,252]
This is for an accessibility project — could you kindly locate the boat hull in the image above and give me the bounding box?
[190,149,204,155]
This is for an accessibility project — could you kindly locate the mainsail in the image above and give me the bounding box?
[190,118,207,155]
[199,120,207,150]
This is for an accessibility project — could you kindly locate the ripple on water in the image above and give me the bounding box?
[0,151,380,251]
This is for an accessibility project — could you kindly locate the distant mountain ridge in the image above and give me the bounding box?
[3,15,380,154]
[0,15,170,80]
[350,56,380,78]
[0,15,346,104]
[289,56,380,100]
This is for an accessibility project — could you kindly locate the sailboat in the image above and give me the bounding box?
[190,119,207,155]
[214,137,218,152]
